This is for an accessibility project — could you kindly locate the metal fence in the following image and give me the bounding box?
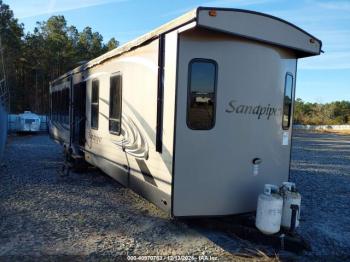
[294,125,350,131]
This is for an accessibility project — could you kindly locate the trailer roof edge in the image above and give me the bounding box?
[51,7,322,84]
[51,8,198,84]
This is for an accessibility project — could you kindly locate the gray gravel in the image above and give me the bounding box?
[0,134,237,261]
[0,131,349,261]
[290,131,350,261]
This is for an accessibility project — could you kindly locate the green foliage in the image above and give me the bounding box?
[106,37,119,51]
[0,0,24,112]
[0,1,119,113]
[294,99,350,125]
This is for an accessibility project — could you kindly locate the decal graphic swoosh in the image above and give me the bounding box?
[112,114,149,160]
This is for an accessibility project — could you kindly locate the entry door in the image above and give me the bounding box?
[72,82,87,148]
[172,33,296,217]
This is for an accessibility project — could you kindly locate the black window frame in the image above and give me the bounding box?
[109,73,122,135]
[51,91,54,121]
[54,91,58,121]
[282,73,294,130]
[186,58,218,130]
[91,79,99,130]
[64,88,69,125]
[54,91,57,121]
[59,90,61,122]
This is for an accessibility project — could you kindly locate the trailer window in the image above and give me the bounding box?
[91,79,99,130]
[59,90,63,123]
[51,91,55,121]
[187,59,217,130]
[109,74,122,135]
[64,88,69,125]
[54,91,58,121]
[282,73,294,129]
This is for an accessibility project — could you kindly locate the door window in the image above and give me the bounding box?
[187,59,217,130]
[282,73,294,129]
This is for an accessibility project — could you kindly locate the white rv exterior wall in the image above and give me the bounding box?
[50,33,181,212]
[81,26,187,212]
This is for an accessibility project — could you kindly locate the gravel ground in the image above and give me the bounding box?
[0,131,349,261]
[290,131,350,261]
[0,134,242,261]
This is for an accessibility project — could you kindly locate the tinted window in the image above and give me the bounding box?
[64,88,69,124]
[59,90,62,123]
[282,73,294,129]
[91,79,99,129]
[54,91,57,121]
[51,91,55,120]
[109,74,122,135]
[187,59,217,130]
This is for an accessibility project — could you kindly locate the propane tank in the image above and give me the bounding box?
[255,184,283,235]
[281,182,301,230]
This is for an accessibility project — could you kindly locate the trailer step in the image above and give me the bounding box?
[60,151,89,176]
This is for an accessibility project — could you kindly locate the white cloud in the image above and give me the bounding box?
[114,30,148,36]
[160,7,194,18]
[311,29,350,52]
[9,0,129,19]
[270,7,349,33]
[269,3,350,71]
[299,52,350,70]
[161,0,274,18]
[202,0,274,7]
[318,1,350,11]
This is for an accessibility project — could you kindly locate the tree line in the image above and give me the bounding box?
[1,1,349,125]
[294,99,350,125]
[0,0,118,114]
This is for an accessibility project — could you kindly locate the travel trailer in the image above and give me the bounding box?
[49,7,322,217]
[17,111,41,132]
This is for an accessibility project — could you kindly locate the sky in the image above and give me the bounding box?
[6,0,350,103]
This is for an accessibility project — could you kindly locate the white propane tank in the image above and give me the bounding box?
[255,184,283,235]
[281,182,301,230]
